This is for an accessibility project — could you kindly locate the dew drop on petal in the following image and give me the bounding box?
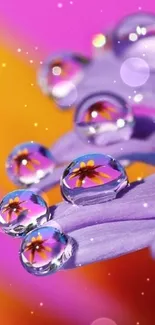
[75,92,134,146]
[0,190,49,237]
[6,142,55,186]
[20,226,75,275]
[38,52,90,109]
[61,153,128,205]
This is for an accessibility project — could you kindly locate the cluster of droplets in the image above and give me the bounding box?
[3,12,151,276]
[1,139,128,275]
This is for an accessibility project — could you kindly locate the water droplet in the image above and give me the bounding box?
[61,153,128,205]
[91,318,117,325]
[74,92,134,146]
[120,57,150,87]
[20,226,74,275]
[6,142,55,186]
[38,52,90,108]
[0,190,49,237]
[113,12,155,70]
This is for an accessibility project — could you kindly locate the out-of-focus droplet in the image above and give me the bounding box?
[113,12,155,70]
[120,57,150,87]
[20,226,74,275]
[61,153,128,205]
[38,52,90,109]
[0,190,49,237]
[74,92,134,146]
[91,318,117,325]
[6,142,55,186]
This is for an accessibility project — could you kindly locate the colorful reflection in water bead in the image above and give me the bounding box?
[38,52,90,108]
[20,226,74,275]
[0,190,49,237]
[6,142,55,186]
[74,93,134,146]
[113,12,155,70]
[60,153,128,205]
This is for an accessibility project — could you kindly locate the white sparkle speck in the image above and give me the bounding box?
[58,3,63,8]
[40,61,43,65]
[143,203,148,208]
[137,177,142,181]
[17,48,21,53]
[30,59,33,64]
[90,238,94,242]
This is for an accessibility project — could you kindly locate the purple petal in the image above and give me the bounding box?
[44,174,155,268]
[52,131,155,165]
[64,220,155,268]
[52,174,155,233]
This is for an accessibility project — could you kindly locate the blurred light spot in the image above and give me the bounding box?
[52,66,62,76]
[134,93,143,103]
[31,311,34,315]
[117,118,125,128]
[92,34,106,48]
[129,33,138,42]
[40,61,43,65]
[17,48,21,53]
[40,302,43,307]
[91,111,98,118]
[2,63,6,67]
[58,3,63,8]
[141,291,144,295]
[91,318,117,325]
[143,203,148,208]
[146,277,150,282]
[30,59,33,64]
[34,122,38,127]
[35,46,38,50]
[120,57,150,87]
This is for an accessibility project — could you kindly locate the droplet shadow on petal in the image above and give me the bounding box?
[116,179,144,199]
[132,116,155,139]
[48,205,57,219]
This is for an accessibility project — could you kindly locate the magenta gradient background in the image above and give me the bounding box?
[0,0,154,56]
